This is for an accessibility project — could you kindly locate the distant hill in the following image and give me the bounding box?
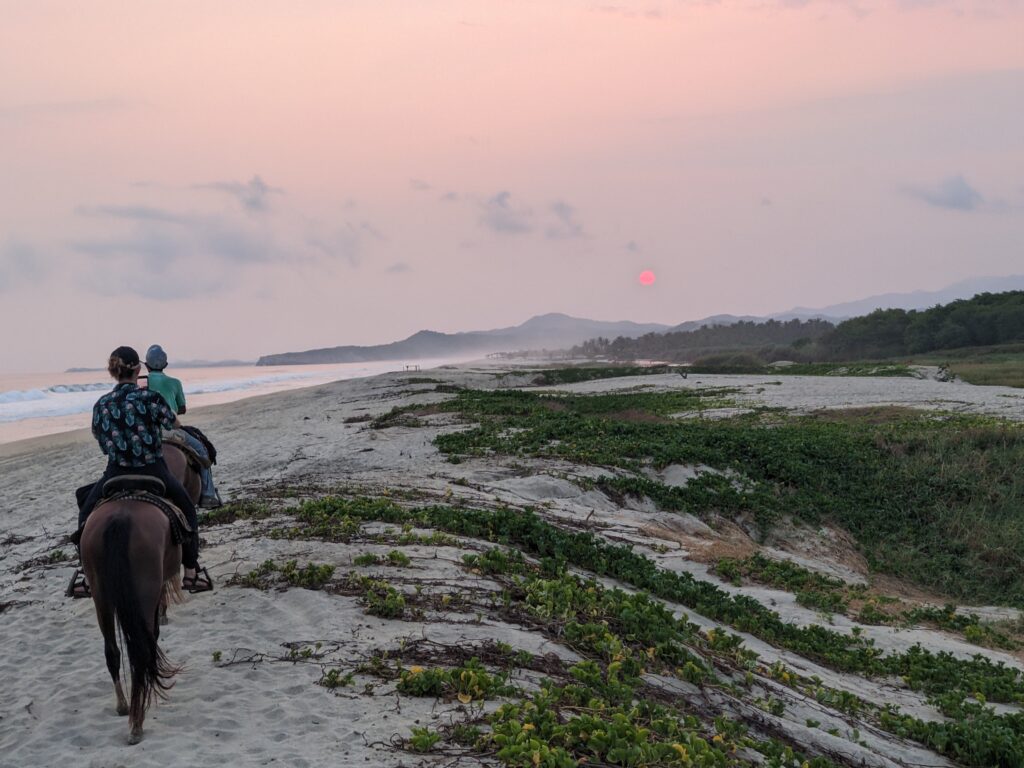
[780,275,1024,320]
[256,313,672,365]
[258,276,1024,366]
[669,314,764,332]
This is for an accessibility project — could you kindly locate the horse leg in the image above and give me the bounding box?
[95,601,129,716]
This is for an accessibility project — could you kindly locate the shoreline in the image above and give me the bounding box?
[0,357,495,449]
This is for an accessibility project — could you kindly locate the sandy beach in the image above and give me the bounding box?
[2,363,1023,768]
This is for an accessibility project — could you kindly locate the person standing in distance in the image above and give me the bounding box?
[144,344,223,508]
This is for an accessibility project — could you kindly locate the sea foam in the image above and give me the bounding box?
[0,374,314,424]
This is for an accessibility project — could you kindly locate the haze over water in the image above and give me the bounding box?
[0,357,474,445]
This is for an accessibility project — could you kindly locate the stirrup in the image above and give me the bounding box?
[66,569,91,599]
[183,566,214,594]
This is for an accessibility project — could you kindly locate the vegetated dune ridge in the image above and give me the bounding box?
[1,363,1023,768]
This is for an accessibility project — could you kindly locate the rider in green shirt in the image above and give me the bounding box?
[147,369,186,415]
[144,345,223,508]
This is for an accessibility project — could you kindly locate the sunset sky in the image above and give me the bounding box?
[2,0,1023,372]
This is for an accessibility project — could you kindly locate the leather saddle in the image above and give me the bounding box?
[102,474,166,497]
[95,477,192,543]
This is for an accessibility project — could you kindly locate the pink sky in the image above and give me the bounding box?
[2,1,1023,372]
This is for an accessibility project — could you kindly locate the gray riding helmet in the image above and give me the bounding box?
[145,344,168,371]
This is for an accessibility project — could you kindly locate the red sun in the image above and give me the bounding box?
[638,270,656,286]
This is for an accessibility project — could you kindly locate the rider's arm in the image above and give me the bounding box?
[151,391,179,433]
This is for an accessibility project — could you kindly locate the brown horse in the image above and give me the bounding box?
[80,445,201,744]
[81,495,184,744]
[164,442,202,506]
[159,442,202,624]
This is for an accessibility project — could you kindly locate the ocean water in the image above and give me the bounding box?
[0,357,472,445]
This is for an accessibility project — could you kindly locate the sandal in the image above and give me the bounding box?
[65,569,91,599]
[182,566,214,594]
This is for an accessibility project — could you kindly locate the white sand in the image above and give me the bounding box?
[1,365,1021,767]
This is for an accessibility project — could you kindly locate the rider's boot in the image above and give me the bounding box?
[199,467,223,508]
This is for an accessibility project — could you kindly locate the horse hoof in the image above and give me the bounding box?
[116,704,129,716]
[159,614,168,626]
[128,729,143,745]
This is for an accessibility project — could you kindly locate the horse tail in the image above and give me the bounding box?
[100,515,178,723]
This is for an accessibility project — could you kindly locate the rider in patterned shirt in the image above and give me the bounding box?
[75,346,211,594]
[92,382,177,467]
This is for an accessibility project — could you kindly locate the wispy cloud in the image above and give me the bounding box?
[73,205,278,264]
[305,216,386,267]
[78,265,228,301]
[476,191,589,241]
[0,97,137,120]
[594,5,664,19]
[386,262,412,273]
[305,223,370,267]
[905,174,984,211]
[68,187,390,298]
[77,204,186,224]
[770,0,1023,18]
[0,239,45,293]
[68,203,285,299]
[480,191,533,234]
[594,0,1021,19]
[193,175,283,213]
[410,178,432,191]
[545,201,585,240]
[359,220,387,242]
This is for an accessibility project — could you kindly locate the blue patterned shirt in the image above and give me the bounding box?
[91,383,177,468]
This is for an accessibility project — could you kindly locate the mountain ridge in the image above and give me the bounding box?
[779,275,1024,320]
[256,314,672,365]
[257,276,1024,365]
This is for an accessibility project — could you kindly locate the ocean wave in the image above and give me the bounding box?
[0,373,317,424]
[47,382,110,394]
[0,382,109,405]
[0,389,48,404]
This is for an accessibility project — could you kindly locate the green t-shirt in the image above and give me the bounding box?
[147,371,186,414]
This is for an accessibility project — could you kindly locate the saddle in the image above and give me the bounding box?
[163,429,212,469]
[102,475,165,496]
[95,476,193,545]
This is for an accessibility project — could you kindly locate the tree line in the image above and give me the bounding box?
[820,291,1024,360]
[571,291,1024,363]
[571,318,833,362]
